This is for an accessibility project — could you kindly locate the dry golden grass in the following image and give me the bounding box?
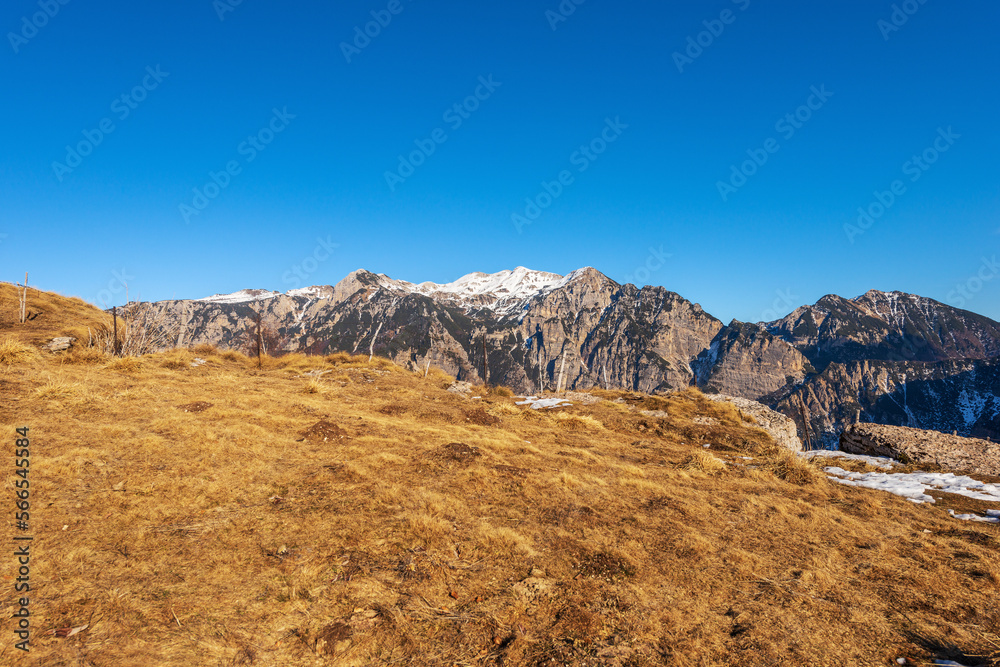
[1,288,998,666]
[0,337,39,364]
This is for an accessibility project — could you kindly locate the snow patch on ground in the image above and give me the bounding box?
[799,450,898,470]
[824,468,1000,505]
[948,509,1000,523]
[516,396,572,410]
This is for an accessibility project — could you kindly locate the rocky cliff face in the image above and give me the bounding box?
[147,268,1000,448]
[692,321,814,401]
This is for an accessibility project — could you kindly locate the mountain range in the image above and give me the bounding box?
[145,267,1000,448]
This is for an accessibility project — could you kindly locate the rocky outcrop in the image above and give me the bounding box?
[705,394,802,452]
[841,422,1000,477]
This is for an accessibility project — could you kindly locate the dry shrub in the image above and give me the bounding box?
[487,402,521,417]
[34,379,82,400]
[90,303,178,357]
[767,450,822,485]
[104,356,144,374]
[487,385,514,397]
[219,350,248,363]
[325,351,353,364]
[0,337,39,364]
[191,343,218,355]
[553,412,604,430]
[301,379,326,395]
[681,450,728,475]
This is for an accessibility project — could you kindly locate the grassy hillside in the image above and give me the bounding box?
[1,289,998,666]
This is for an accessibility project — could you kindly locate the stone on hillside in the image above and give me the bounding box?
[705,394,803,452]
[43,337,76,352]
[841,423,1000,477]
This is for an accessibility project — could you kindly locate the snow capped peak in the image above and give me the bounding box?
[411,267,564,297]
[197,289,281,304]
[389,267,568,315]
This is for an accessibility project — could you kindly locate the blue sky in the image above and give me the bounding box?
[2,0,998,323]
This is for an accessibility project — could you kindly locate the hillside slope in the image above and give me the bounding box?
[1,295,998,665]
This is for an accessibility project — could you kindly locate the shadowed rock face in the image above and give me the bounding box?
[693,321,813,401]
[841,422,1000,477]
[148,269,1000,447]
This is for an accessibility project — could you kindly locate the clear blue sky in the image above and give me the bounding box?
[2,0,998,323]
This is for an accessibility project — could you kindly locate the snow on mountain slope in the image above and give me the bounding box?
[197,289,282,304]
[396,267,570,315]
[200,267,581,316]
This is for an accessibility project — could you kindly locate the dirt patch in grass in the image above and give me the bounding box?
[464,406,501,426]
[435,442,482,465]
[300,419,349,443]
[176,401,213,413]
[314,621,353,655]
[577,550,637,582]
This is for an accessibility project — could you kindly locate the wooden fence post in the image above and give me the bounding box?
[20,272,28,324]
[112,306,120,357]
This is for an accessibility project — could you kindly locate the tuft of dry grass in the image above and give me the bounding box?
[681,449,728,475]
[0,337,39,364]
[768,449,823,485]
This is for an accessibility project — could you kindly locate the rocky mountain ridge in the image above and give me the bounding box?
[145,266,1000,448]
